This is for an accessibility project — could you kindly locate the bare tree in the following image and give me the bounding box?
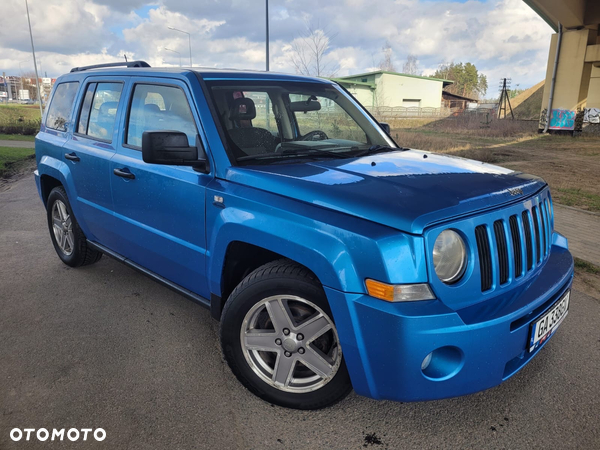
[378,41,396,72]
[402,55,420,76]
[290,22,339,77]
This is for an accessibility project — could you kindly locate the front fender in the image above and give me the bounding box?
[207,206,360,294]
[206,180,429,297]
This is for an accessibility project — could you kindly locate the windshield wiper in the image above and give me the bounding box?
[352,145,406,157]
[281,147,346,158]
[237,148,343,163]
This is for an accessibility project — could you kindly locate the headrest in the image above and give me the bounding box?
[99,101,119,114]
[144,103,161,113]
[229,97,256,121]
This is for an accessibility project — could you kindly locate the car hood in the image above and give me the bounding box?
[225,150,546,234]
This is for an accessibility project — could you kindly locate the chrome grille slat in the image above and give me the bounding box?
[509,215,522,279]
[475,225,493,292]
[522,210,534,271]
[493,220,509,285]
[532,206,541,263]
[540,203,548,257]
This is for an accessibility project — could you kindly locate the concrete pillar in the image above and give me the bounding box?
[589,66,600,107]
[540,27,597,129]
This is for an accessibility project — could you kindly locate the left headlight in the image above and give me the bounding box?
[433,229,467,284]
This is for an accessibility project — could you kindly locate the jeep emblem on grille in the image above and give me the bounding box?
[508,187,524,196]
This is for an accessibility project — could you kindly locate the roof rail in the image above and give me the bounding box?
[70,61,151,73]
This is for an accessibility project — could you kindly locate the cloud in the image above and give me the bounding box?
[0,0,553,90]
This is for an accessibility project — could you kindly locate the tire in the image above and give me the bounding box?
[220,259,352,410]
[46,186,102,267]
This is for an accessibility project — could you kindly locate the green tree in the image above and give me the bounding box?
[432,62,488,99]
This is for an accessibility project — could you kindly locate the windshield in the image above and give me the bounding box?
[205,80,396,165]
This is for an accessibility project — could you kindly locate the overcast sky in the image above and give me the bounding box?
[1,0,553,93]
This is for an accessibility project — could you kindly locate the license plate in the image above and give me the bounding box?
[529,291,570,352]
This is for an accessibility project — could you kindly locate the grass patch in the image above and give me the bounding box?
[574,257,600,275]
[554,188,600,213]
[0,104,41,122]
[0,146,35,177]
[0,133,35,141]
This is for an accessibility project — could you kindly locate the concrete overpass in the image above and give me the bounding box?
[523,1,600,130]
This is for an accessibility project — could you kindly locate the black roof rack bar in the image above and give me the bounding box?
[70,61,151,73]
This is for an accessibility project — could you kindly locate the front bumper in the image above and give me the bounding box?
[326,238,574,402]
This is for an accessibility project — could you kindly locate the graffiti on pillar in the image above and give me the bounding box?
[548,109,576,130]
[583,108,600,124]
[538,108,548,130]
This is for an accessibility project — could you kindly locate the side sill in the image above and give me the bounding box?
[87,240,212,311]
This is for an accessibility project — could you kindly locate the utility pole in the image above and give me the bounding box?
[265,0,270,71]
[497,78,514,120]
[265,0,270,129]
[25,0,43,117]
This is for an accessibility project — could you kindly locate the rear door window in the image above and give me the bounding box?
[45,82,79,132]
[76,82,123,141]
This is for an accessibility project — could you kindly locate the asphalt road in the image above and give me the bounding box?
[0,140,35,148]
[1,174,599,450]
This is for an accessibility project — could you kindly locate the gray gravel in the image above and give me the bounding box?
[1,174,599,450]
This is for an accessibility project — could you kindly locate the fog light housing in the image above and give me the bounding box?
[421,346,464,381]
[421,352,433,371]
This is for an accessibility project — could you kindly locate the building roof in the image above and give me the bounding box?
[329,78,376,88]
[442,91,479,103]
[336,70,454,87]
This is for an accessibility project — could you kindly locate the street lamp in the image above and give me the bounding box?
[167,26,192,67]
[265,0,269,71]
[164,48,182,67]
[25,0,43,117]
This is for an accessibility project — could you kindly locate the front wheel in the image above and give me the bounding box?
[220,260,352,409]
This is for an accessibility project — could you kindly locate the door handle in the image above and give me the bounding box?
[64,152,80,162]
[113,168,135,180]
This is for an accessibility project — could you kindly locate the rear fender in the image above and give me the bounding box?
[37,156,90,235]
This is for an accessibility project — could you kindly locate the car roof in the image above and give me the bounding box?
[57,66,334,85]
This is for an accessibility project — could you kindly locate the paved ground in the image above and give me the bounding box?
[0,140,35,148]
[555,205,600,267]
[1,175,599,450]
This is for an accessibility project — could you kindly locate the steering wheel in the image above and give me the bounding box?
[300,130,329,141]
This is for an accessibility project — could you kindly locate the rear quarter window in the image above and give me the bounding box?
[45,82,80,132]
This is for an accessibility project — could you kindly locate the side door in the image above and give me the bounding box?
[62,77,127,244]
[109,78,211,298]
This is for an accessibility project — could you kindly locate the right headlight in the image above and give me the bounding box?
[433,229,467,284]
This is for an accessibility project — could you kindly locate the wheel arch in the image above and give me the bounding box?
[208,222,360,320]
[37,156,76,208]
[39,174,64,206]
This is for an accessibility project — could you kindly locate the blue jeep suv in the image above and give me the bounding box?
[35,61,574,409]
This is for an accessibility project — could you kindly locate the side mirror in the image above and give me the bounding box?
[142,131,209,172]
[379,122,391,135]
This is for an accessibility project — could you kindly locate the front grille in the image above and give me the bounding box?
[474,196,552,293]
